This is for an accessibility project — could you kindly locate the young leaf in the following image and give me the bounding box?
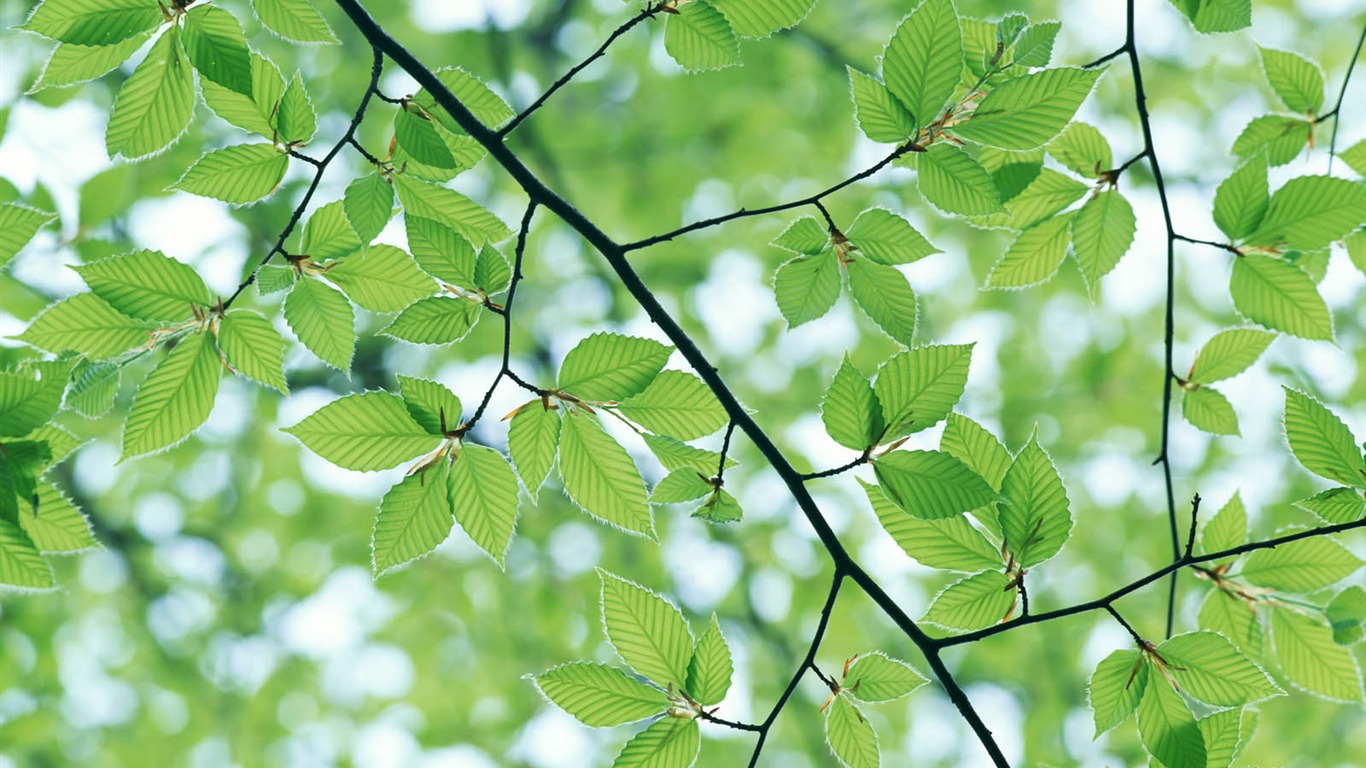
[1212,155,1269,241]
[616,370,727,441]
[301,200,362,261]
[847,259,918,343]
[1271,608,1364,702]
[200,53,286,138]
[844,208,939,265]
[474,245,511,295]
[940,413,1011,492]
[1136,677,1206,768]
[66,361,122,419]
[923,570,1015,631]
[74,250,213,323]
[694,487,743,523]
[952,68,1104,150]
[613,717,700,768]
[664,0,740,72]
[251,0,339,44]
[1047,121,1112,178]
[1201,493,1247,555]
[0,520,55,589]
[392,174,511,245]
[0,203,56,267]
[1247,175,1366,251]
[372,463,452,575]
[277,73,317,145]
[217,309,288,393]
[822,358,884,452]
[916,143,1004,216]
[772,217,828,255]
[686,614,733,706]
[327,245,435,312]
[345,173,395,245]
[379,297,482,345]
[843,652,927,703]
[862,479,1001,572]
[1325,586,1366,645]
[20,481,97,554]
[395,105,457,169]
[560,414,653,538]
[1185,0,1251,33]
[1198,589,1263,655]
[999,436,1071,567]
[1258,46,1324,114]
[1293,486,1365,524]
[171,143,289,206]
[29,33,150,92]
[774,253,840,327]
[282,391,442,471]
[710,0,815,38]
[1230,115,1312,167]
[1282,388,1366,488]
[1089,650,1149,736]
[0,371,64,438]
[848,67,917,144]
[284,277,355,370]
[15,293,153,358]
[448,443,520,567]
[22,0,161,45]
[1182,387,1239,436]
[881,0,962,129]
[1238,536,1363,593]
[1198,708,1244,768]
[396,375,461,436]
[410,67,514,133]
[599,570,693,688]
[508,402,561,500]
[1071,190,1136,287]
[643,433,733,474]
[182,5,253,97]
[1157,631,1283,707]
[532,662,669,728]
[120,333,222,460]
[1229,255,1332,340]
[984,213,1072,289]
[874,343,974,439]
[1188,329,1274,384]
[872,450,997,521]
[650,470,713,504]
[558,333,673,403]
[824,695,879,768]
[980,167,1088,230]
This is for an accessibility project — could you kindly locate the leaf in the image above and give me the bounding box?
[952,68,1104,150]
[599,569,693,688]
[533,662,669,728]
[847,259,918,343]
[345,173,395,245]
[686,614,733,706]
[1283,388,1365,488]
[650,470,713,504]
[449,443,520,567]
[1012,21,1060,68]
[251,0,338,44]
[395,105,457,169]
[201,53,286,137]
[710,0,815,38]
[612,717,700,768]
[372,463,452,575]
[862,479,1001,572]
[508,402,561,500]
[277,73,317,144]
[1000,435,1071,567]
[1136,677,1206,768]
[616,371,727,441]
[1201,493,1247,555]
[411,67,515,133]
[1198,589,1263,655]
[643,433,733,474]
[693,487,743,523]
[284,277,355,370]
[1346,228,1366,278]
[0,520,54,589]
[848,68,917,144]
[327,245,435,312]
[396,375,461,435]
[282,391,442,471]
[182,4,253,96]
[0,203,56,267]
[1198,708,1244,768]
[560,414,653,538]
[1047,121,1112,178]
[1325,586,1366,645]
[873,450,998,521]
[1188,329,1274,384]
[20,481,97,553]
[473,244,511,294]
[976,167,1087,230]
[774,254,840,327]
[843,652,928,703]
[664,1,739,72]
[29,33,150,92]
[1258,46,1324,114]
[379,297,481,345]
[1212,155,1269,241]
[1271,608,1364,701]
[844,208,939,265]
[74,249,213,322]
[1157,631,1284,707]
[301,200,362,261]
[824,695,879,768]
[874,343,974,439]
[984,213,1072,289]
[772,217,829,255]
[0,371,63,438]
[1182,387,1239,436]
[1089,650,1149,736]
[916,143,1004,216]
[940,413,1011,491]
[1189,0,1251,33]
[822,358,885,452]
[1230,115,1311,167]
[558,333,673,403]
[1239,536,1363,593]
[393,174,511,245]
[21,0,162,46]
[120,333,222,460]
[1071,190,1136,287]
[1229,255,1332,340]
[66,361,121,419]
[923,570,1015,631]
[1247,175,1366,251]
[217,309,288,393]
[171,143,289,205]
[881,0,961,130]
[1294,487,1365,524]
[15,293,153,358]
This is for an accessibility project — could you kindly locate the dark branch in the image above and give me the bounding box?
[1105,604,1145,646]
[467,201,539,430]
[1326,21,1366,171]
[800,454,869,481]
[1173,233,1242,256]
[716,421,737,481]
[1182,494,1202,560]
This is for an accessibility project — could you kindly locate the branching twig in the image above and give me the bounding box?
[1182,494,1202,560]
[800,454,869,481]
[467,201,539,430]
[1326,21,1366,171]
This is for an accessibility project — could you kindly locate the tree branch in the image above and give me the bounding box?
[467,201,539,430]
[1326,21,1366,171]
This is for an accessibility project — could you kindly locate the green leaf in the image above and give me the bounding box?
[862,479,1001,572]
[1188,329,1274,384]
[916,143,1004,216]
[710,0,815,38]
[1325,586,1366,645]
[1012,21,1060,68]
[643,433,733,474]
[0,371,63,438]
[1187,0,1252,33]
[923,570,1016,631]
[693,487,743,523]
[848,68,917,144]
[843,652,928,703]
[395,105,457,169]
[686,614,733,706]
[120,333,222,460]
[0,520,54,589]
[1198,589,1263,655]
[940,413,1011,492]
[1346,228,1366,278]
[561,415,653,538]
[558,333,673,403]
[0,203,56,267]
[396,375,461,435]
[984,213,1072,289]
[952,68,1104,150]
[251,0,338,44]
[217,309,288,393]
[1000,435,1071,567]
[1137,677,1206,768]
[533,662,669,728]
[14,292,152,358]
[372,463,452,576]
[20,481,96,553]
[664,1,739,72]
[1198,708,1244,768]
[1293,487,1365,524]
[1283,388,1365,488]
[508,402,561,500]
[379,296,481,345]
[612,717,699,768]
[182,5,253,96]
[1271,608,1364,701]
[650,470,713,504]
[21,0,162,46]
[1229,255,1332,340]
[345,173,395,245]
[74,249,213,323]
[1157,631,1283,706]
[1258,47,1324,114]
[873,343,973,439]
[847,259,918,343]
[301,200,362,261]
[772,217,828,255]
[277,73,317,145]
[1212,155,1269,241]
[1071,190,1136,287]
[881,0,961,130]
[200,53,286,138]
[1239,535,1363,593]
[171,143,289,205]
[66,361,121,418]
[1341,140,1366,177]
[1182,386,1239,436]
[975,167,1087,230]
[1201,493,1247,555]
[873,450,998,521]
[774,253,841,327]
[449,443,520,567]
[29,32,150,92]
[1247,175,1366,251]
[616,371,727,440]
[1047,121,1112,178]
[822,357,884,452]
[283,391,442,471]
[0,441,49,523]
[284,277,355,370]
[411,67,515,133]
[824,695,879,768]
[599,569,692,687]
[473,244,511,294]
[844,208,939,265]
[393,174,511,245]
[327,245,435,313]
[1230,115,1312,167]
[1089,650,1148,737]
[105,26,194,159]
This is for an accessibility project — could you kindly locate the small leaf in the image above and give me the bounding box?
[1258,46,1324,114]
[217,309,288,393]
[251,0,338,44]
[448,443,521,567]
[372,463,452,575]
[533,662,669,728]
[999,435,1071,567]
[917,143,1004,216]
[473,244,512,295]
[772,217,828,255]
[664,0,739,72]
[1238,535,1363,593]
[599,569,692,688]
[774,253,840,327]
[121,333,222,460]
[200,53,286,138]
[847,259,918,343]
[1201,493,1247,555]
[1188,329,1274,384]
[862,479,1001,572]
[396,375,461,435]
[277,73,317,145]
[558,333,673,403]
[379,297,482,345]
[20,481,97,554]
[848,67,916,144]
[923,570,1015,632]
[1182,386,1239,436]
[952,67,1104,150]
[301,200,362,261]
[406,215,477,287]
[74,249,213,323]
[650,470,713,504]
[29,33,150,92]
[1229,255,1332,340]
[1198,589,1263,655]
[1293,486,1365,524]
[844,208,939,265]
[616,370,728,440]
[345,173,395,245]
[1325,586,1366,645]
[984,213,1072,289]
[709,0,815,38]
[693,487,743,523]
[0,203,56,268]
[824,695,879,768]
[1089,649,1148,736]
[873,450,998,521]
[1157,631,1284,706]
[843,652,928,702]
[940,413,1011,492]
[172,143,289,205]
[284,277,355,370]
[1283,388,1365,488]
[327,245,435,313]
[643,433,733,474]
[1230,115,1312,167]
[612,717,700,768]
[1071,190,1136,287]
[395,104,457,169]
[686,614,733,706]
[1212,155,1269,241]
[0,520,54,589]
[283,391,442,471]
[508,402,561,500]
[1047,121,1112,178]
[822,357,884,452]
[560,414,653,538]
[0,370,64,438]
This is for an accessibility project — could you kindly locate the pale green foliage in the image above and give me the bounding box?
[824,695,879,768]
[923,570,1015,630]
[120,333,222,460]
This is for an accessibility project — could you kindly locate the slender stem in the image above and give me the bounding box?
[1182,494,1202,560]
[467,201,539,429]
[1173,233,1242,256]
[1105,604,1144,646]
[800,455,869,481]
[699,710,763,733]
[1084,45,1127,70]
[716,421,737,481]
[1017,577,1030,619]
[1326,21,1366,171]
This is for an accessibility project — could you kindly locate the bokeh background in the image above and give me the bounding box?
[1,0,1365,765]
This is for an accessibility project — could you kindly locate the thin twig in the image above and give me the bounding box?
[1173,233,1242,256]
[467,201,539,429]
[800,454,869,481]
[716,421,737,481]
[1104,604,1145,646]
[1182,494,1202,560]
[1326,21,1366,171]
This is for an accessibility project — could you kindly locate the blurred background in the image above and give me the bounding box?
[1,0,1364,765]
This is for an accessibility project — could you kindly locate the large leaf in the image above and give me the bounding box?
[379,297,482,345]
[616,371,728,441]
[923,570,1016,631]
[327,245,435,313]
[822,358,885,452]
[1294,487,1366,524]
[1136,678,1206,768]
[558,333,673,403]
[824,695,879,768]
[182,4,253,96]
[393,174,511,245]
[21,0,162,46]
[1238,535,1363,593]
[664,1,739,72]
[847,259,918,343]
[599,570,693,688]
[881,0,962,129]
[560,414,653,538]
[843,652,927,703]
[172,143,289,205]
[1229,254,1332,340]
[872,450,997,521]
[916,143,1003,216]
[448,443,521,567]
[372,463,452,575]
[999,436,1071,567]
[774,254,840,327]
[105,25,194,159]
[862,479,1001,572]
[74,249,213,323]
[1071,190,1136,287]
[251,0,338,43]
[844,208,939,265]
[1157,631,1283,707]
[1258,46,1324,114]
[612,717,700,768]
[533,662,668,728]
[710,0,815,37]
[120,333,222,460]
[1282,388,1365,488]
[1271,608,1364,702]
[952,68,1104,150]
[282,391,442,472]
[29,33,150,92]
[873,343,973,439]
[1246,175,1366,251]
[15,293,153,358]
[217,309,288,393]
